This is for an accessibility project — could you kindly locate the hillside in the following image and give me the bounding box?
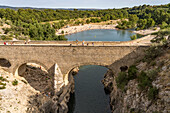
[0,3,169,41]
[102,34,170,112]
[0,5,99,10]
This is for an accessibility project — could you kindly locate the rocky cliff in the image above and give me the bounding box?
[103,46,170,113]
[0,64,75,113]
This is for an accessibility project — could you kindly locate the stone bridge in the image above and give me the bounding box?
[0,42,149,92]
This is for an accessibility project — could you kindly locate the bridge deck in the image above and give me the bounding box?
[0,35,155,46]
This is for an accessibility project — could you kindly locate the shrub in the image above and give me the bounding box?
[86,19,90,24]
[147,69,158,81]
[128,65,138,80]
[150,61,156,66]
[158,61,164,68]
[147,87,159,100]
[0,82,6,89]
[130,35,137,40]
[0,77,8,82]
[153,27,157,30]
[143,46,162,63]
[151,28,170,45]
[12,79,18,86]
[116,72,128,91]
[61,30,64,34]
[137,71,152,90]
[1,35,13,40]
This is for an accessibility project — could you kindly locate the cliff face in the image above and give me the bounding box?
[103,47,170,113]
[0,65,75,113]
[0,67,40,113]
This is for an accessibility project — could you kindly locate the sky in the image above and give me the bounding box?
[0,0,169,9]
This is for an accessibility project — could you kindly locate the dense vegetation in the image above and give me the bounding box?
[0,3,169,40]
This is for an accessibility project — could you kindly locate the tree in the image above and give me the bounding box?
[129,14,139,28]
[137,19,147,30]
[146,18,155,28]
[85,19,89,24]
[161,22,168,29]
[61,30,64,34]
[130,35,137,40]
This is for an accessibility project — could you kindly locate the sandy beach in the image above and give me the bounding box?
[133,27,160,35]
[56,24,118,35]
[56,23,160,36]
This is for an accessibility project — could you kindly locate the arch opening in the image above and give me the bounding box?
[65,63,109,84]
[67,65,112,113]
[17,62,54,96]
[0,58,11,68]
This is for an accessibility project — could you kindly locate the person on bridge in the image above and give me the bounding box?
[11,42,14,45]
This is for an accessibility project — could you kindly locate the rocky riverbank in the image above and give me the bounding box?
[102,45,170,113]
[0,67,40,113]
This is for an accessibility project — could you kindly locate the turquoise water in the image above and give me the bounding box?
[68,65,111,113]
[65,29,140,41]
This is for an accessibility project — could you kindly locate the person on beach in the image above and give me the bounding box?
[87,43,89,46]
[82,40,84,46]
[92,42,94,46]
[4,42,6,45]
[76,39,78,45]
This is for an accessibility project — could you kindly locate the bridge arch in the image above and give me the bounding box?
[64,62,111,85]
[0,58,11,68]
[14,60,55,94]
[14,60,49,76]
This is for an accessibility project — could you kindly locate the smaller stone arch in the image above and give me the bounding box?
[14,60,49,76]
[14,60,54,94]
[0,58,11,68]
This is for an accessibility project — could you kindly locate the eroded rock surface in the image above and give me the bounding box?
[103,48,170,113]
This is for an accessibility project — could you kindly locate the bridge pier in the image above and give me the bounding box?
[17,63,27,76]
[54,64,65,93]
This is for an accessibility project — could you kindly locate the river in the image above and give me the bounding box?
[68,65,111,113]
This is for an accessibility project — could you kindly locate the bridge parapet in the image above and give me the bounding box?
[0,35,153,46]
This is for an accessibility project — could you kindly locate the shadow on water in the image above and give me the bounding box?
[68,65,112,113]
[68,93,76,113]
